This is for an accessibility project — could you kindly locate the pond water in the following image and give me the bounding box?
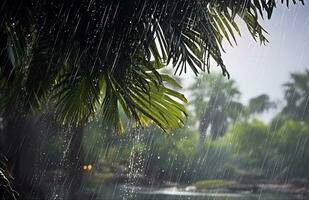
[87,185,302,200]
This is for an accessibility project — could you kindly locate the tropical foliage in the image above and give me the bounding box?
[0,0,305,198]
[189,74,242,140]
[74,70,309,184]
[189,73,274,143]
[0,0,304,132]
[247,94,276,115]
[282,70,309,121]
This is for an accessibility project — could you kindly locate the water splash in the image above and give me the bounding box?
[121,127,145,200]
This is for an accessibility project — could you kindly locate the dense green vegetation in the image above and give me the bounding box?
[43,71,309,187]
[0,0,306,198]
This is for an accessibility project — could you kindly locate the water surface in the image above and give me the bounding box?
[90,185,301,200]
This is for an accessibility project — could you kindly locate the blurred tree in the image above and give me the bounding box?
[190,75,275,149]
[0,0,304,198]
[225,118,309,181]
[247,94,276,116]
[282,70,309,121]
[275,120,309,179]
[190,74,243,143]
[227,120,272,168]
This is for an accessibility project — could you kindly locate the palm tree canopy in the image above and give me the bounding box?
[247,94,276,115]
[189,74,243,139]
[0,0,304,132]
[282,70,309,121]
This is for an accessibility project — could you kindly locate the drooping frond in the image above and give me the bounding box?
[0,0,303,131]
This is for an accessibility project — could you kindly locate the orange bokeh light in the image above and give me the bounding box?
[83,164,93,171]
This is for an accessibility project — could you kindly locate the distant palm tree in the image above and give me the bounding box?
[190,75,275,145]
[247,94,276,116]
[190,74,243,142]
[282,70,309,121]
[0,0,303,130]
[0,0,304,198]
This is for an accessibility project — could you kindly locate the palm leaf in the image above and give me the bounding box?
[0,0,304,132]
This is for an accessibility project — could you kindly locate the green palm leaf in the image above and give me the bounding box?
[0,0,304,132]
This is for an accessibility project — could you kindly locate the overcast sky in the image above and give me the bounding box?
[224,3,309,104]
[181,3,309,110]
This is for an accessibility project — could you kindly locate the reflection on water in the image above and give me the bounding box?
[86,185,301,200]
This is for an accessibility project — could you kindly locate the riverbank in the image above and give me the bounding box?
[83,170,309,199]
[189,179,309,199]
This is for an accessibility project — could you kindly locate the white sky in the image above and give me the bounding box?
[179,3,309,109]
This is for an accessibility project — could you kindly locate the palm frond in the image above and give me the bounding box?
[103,65,188,133]
[0,0,304,132]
